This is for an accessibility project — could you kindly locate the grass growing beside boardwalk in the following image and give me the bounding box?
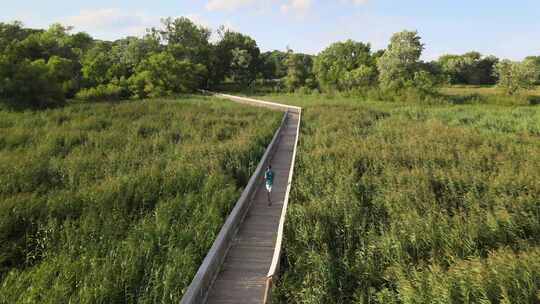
[440,85,540,106]
[440,85,540,97]
[230,84,540,106]
[0,97,282,303]
[251,94,540,303]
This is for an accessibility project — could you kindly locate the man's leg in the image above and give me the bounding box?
[267,186,272,206]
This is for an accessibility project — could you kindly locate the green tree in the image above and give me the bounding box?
[156,17,211,63]
[0,56,64,108]
[373,49,385,61]
[314,39,376,91]
[107,36,161,81]
[0,22,84,107]
[0,21,37,53]
[213,28,261,86]
[495,59,539,95]
[340,64,377,90]
[283,51,316,92]
[79,36,160,99]
[230,48,254,86]
[377,30,424,91]
[411,70,439,96]
[260,50,288,80]
[47,55,78,96]
[129,52,206,98]
[472,55,499,84]
[66,31,93,56]
[81,42,113,87]
[524,56,540,84]
[151,17,211,84]
[12,24,80,62]
[438,52,498,85]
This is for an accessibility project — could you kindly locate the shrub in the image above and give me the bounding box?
[495,59,539,95]
[314,40,376,92]
[295,86,312,95]
[0,56,65,108]
[283,52,316,92]
[437,52,499,85]
[47,56,79,97]
[128,52,207,98]
[75,84,123,101]
[340,65,377,90]
[377,30,424,92]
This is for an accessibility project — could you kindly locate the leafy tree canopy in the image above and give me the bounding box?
[495,59,539,95]
[314,39,376,91]
[283,51,316,92]
[377,30,424,91]
[213,28,261,86]
[437,52,499,85]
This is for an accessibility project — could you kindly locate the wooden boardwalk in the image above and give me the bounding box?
[205,111,300,303]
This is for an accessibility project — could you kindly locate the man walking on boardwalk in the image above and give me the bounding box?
[264,165,274,206]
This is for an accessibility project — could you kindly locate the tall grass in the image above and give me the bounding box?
[233,84,540,107]
[0,97,282,303]
[253,94,540,303]
[440,85,540,106]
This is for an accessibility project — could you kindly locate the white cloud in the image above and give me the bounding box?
[337,0,369,7]
[204,0,364,16]
[205,0,258,11]
[63,10,238,42]
[185,14,211,28]
[63,8,159,38]
[339,0,369,5]
[280,0,312,15]
[292,12,414,55]
[205,0,314,15]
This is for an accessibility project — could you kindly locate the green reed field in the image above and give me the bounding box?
[255,93,540,303]
[0,97,281,303]
[440,85,540,98]
[439,85,540,106]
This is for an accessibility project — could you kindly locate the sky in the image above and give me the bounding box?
[1,0,539,60]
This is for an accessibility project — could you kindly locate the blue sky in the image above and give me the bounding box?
[2,0,539,60]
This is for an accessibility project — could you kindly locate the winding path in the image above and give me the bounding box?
[180,94,301,304]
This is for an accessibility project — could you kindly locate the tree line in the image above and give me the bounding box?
[0,18,264,108]
[1,18,539,108]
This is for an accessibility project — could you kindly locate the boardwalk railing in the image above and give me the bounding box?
[207,92,301,112]
[181,92,301,303]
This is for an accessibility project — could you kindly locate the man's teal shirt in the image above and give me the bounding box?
[265,170,274,186]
